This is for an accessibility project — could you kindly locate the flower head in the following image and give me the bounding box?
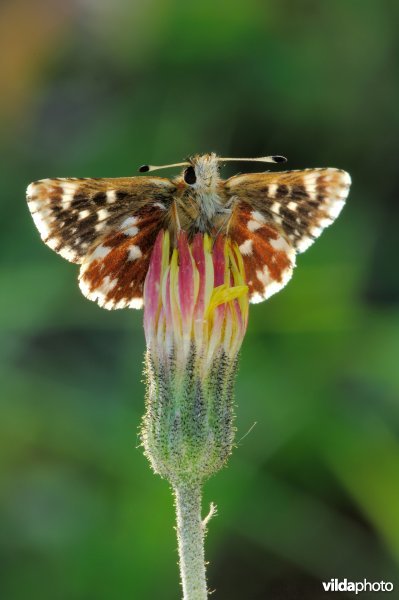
[144,230,248,374]
[141,230,249,485]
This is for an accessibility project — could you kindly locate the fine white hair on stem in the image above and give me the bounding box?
[202,502,217,530]
[174,484,208,600]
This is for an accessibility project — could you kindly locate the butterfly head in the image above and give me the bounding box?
[183,153,220,190]
[138,153,287,190]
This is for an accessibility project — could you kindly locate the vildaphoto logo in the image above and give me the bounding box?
[322,579,394,594]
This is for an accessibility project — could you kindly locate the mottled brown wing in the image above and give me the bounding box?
[79,204,167,309]
[228,202,296,303]
[27,176,176,309]
[27,176,175,263]
[226,168,351,302]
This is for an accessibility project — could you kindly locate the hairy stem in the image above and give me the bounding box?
[174,483,208,600]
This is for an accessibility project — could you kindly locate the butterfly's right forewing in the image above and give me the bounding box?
[27,176,176,308]
[27,177,174,262]
[79,203,168,309]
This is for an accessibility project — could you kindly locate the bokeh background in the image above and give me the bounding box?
[1,1,399,598]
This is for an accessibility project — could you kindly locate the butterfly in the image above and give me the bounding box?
[26,153,351,309]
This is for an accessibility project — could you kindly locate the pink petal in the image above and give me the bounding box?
[177,232,196,329]
[143,230,164,341]
[212,236,226,287]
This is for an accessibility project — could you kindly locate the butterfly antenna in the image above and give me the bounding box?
[218,155,287,165]
[138,161,190,173]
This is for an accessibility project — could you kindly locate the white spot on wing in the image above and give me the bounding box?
[296,236,313,252]
[318,217,333,228]
[106,190,117,203]
[268,183,278,198]
[98,208,109,220]
[326,199,345,219]
[250,292,263,304]
[31,210,52,238]
[129,298,144,309]
[128,245,142,261]
[310,226,323,237]
[28,200,41,211]
[79,275,118,303]
[247,220,261,232]
[269,235,292,253]
[255,261,294,300]
[120,216,139,236]
[26,182,37,199]
[239,239,253,255]
[91,245,111,259]
[248,210,265,232]
[59,184,77,208]
[58,247,77,261]
[304,180,317,200]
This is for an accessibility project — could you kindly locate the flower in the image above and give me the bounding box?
[141,230,249,485]
[144,230,248,369]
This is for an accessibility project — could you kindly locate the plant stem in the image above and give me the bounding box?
[174,483,208,600]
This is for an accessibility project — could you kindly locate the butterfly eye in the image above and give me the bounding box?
[183,166,197,185]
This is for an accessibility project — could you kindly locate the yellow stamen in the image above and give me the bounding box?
[207,284,248,316]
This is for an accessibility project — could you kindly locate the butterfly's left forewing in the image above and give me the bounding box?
[227,201,296,303]
[226,168,351,302]
[27,176,175,308]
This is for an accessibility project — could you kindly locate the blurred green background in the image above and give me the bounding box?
[1,1,399,598]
